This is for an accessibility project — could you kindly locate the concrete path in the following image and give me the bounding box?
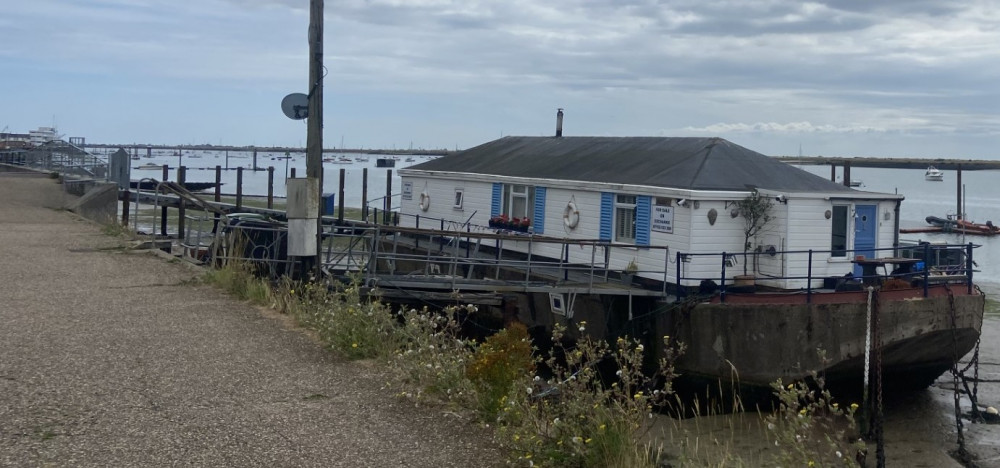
[0,174,499,467]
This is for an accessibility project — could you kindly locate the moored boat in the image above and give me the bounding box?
[926,165,944,181]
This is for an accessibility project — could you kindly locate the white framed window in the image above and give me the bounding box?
[615,194,637,243]
[502,184,534,219]
[453,189,464,209]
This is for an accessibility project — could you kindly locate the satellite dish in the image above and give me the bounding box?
[281,93,309,120]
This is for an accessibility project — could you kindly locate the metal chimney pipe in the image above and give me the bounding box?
[556,108,564,137]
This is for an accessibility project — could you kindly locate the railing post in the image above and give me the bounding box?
[676,251,683,302]
[720,252,727,304]
[661,248,669,296]
[525,234,533,286]
[466,224,471,258]
[806,249,813,304]
[967,242,974,294]
[922,242,930,298]
[415,215,420,249]
[439,219,445,253]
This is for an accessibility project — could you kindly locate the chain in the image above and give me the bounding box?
[873,288,885,468]
[945,284,968,459]
[864,287,873,408]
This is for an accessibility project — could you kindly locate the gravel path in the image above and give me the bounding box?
[0,175,500,467]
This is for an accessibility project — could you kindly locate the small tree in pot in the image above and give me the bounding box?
[736,189,774,276]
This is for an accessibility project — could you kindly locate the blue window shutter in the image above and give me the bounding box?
[599,192,613,241]
[533,187,546,234]
[491,183,502,217]
[636,195,651,246]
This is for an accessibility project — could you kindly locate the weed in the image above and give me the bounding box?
[466,322,534,420]
[498,323,684,467]
[765,361,865,466]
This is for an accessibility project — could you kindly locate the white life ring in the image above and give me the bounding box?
[419,192,430,212]
[563,201,580,229]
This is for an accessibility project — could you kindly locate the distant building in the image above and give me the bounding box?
[0,132,31,150]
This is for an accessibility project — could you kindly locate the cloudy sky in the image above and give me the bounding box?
[1,0,998,158]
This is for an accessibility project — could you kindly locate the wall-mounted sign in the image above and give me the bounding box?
[402,182,413,200]
[652,204,673,233]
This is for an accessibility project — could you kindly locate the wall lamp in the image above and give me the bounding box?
[774,194,787,204]
[676,198,690,208]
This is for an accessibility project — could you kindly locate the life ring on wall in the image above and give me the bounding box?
[419,192,430,212]
[563,201,580,229]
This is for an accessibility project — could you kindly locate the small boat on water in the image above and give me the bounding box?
[405,157,415,162]
[837,177,863,187]
[376,158,395,168]
[926,166,944,181]
[135,162,163,170]
[925,215,1000,235]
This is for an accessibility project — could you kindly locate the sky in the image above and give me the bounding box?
[1,0,998,158]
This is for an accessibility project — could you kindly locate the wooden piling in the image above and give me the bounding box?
[267,166,275,209]
[843,161,851,187]
[213,165,222,232]
[177,166,186,238]
[290,167,296,178]
[160,165,169,236]
[361,168,368,221]
[236,167,244,210]
[121,189,130,226]
[830,164,836,182]
[384,169,392,224]
[338,168,346,223]
[957,164,963,219]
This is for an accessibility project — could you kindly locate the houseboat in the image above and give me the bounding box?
[391,135,983,397]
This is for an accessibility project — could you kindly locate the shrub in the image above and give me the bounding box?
[498,323,684,467]
[466,322,535,420]
[765,367,865,467]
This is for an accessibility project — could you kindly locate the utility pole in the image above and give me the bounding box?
[305,0,324,276]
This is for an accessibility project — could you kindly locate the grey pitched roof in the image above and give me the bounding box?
[409,136,856,193]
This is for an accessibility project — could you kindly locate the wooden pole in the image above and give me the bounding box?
[290,167,296,178]
[236,167,244,210]
[384,169,392,224]
[214,165,222,233]
[830,164,836,182]
[177,166,186,238]
[267,166,275,209]
[306,0,325,275]
[121,189,130,226]
[160,164,169,236]
[361,168,368,220]
[338,168,346,223]
[843,161,851,187]
[957,164,963,219]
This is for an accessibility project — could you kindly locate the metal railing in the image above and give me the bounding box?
[676,242,977,303]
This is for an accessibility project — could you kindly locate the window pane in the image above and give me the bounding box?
[615,206,636,242]
[512,197,527,218]
[831,205,848,256]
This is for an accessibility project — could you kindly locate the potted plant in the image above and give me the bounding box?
[621,258,639,285]
[518,217,531,232]
[734,189,774,285]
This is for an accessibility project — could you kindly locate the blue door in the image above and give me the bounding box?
[852,204,877,277]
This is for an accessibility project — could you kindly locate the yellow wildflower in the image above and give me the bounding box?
[352,343,358,348]
[850,403,859,410]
